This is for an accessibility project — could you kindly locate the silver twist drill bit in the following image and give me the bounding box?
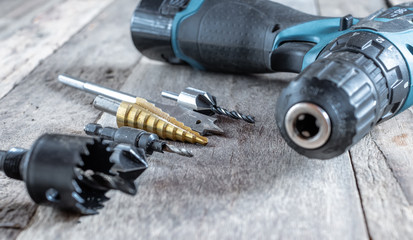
[162,87,255,124]
[162,144,193,158]
[210,105,255,123]
[84,123,194,157]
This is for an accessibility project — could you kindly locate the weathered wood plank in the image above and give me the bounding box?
[0,0,62,40]
[318,0,413,239]
[1,0,371,239]
[14,0,365,236]
[0,0,115,100]
[387,0,406,7]
[350,108,413,239]
[350,134,413,239]
[372,110,413,204]
[16,58,368,240]
[0,0,140,238]
[317,0,385,17]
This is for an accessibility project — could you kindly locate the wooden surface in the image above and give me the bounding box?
[0,0,412,239]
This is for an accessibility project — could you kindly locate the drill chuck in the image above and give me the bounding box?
[277,31,410,159]
[130,1,413,159]
[284,103,331,150]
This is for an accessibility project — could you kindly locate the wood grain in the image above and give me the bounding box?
[0,0,114,100]
[0,0,140,238]
[2,0,369,239]
[348,109,413,239]
[2,0,411,239]
[350,134,413,239]
[317,0,386,17]
[0,0,63,40]
[16,58,368,240]
[318,0,413,239]
[387,0,406,7]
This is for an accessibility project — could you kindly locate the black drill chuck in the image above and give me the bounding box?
[276,31,410,159]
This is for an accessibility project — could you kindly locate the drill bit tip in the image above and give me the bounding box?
[211,106,255,124]
[195,136,208,145]
[163,144,194,157]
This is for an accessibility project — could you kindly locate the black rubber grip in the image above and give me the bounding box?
[177,0,322,73]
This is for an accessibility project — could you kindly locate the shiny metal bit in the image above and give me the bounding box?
[76,168,137,195]
[58,74,136,103]
[163,144,194,157]
[93,95,224,136]
[162,87,255,124]
[59,74,223,136]
[153,101,224,136]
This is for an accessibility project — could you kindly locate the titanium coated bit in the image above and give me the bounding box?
[84,123,193,157]
[58,74,208,145]
[0,134,147,215]
[161,87,255,124]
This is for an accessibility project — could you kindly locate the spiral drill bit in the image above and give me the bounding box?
[161,87,255,123]
[0,134,147,214]
[58,75,208,145]
[84,123,193,157]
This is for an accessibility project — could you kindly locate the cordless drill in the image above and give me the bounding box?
[130,0,413,159]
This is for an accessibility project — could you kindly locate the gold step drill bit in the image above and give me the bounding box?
[58,75,208,145]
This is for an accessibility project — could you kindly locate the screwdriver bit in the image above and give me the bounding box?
[162,87,255,123]
[84,123,193,157]
[0,134,147,215]
[58,74,208,145]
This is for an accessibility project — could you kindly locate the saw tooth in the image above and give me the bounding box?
[72,179,83,194]
[82,142,91,157]
[74,167,85,181]
[72,191,85,204]
[93,203,105,210]
[75,202,98,215]
[97,195,110,203]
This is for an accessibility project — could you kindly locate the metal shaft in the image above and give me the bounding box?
[58,74,136,103]
[84,123,194,157]
[162,88,256,124]
[93,95,120,116]
[162,144,193,157]
[161,91,179,101]
[210,106,255,124]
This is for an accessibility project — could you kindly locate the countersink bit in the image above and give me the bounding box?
[84,123,193,157]
[161,87,255,124]
[58,74,208,145]
[0,134,147,215]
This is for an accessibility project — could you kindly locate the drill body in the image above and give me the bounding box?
[131,0,413,159]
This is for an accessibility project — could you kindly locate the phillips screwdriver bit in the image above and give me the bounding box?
[162,87,255,124]
[58,74,208,145]
[0,134,147,214]
[84,123,193,157]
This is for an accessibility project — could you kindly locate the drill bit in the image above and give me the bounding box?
[162,87,255,123]
[0,134,147,214]
[162,144,192,157]
[84,123,193,157]
[58,74,208,145]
